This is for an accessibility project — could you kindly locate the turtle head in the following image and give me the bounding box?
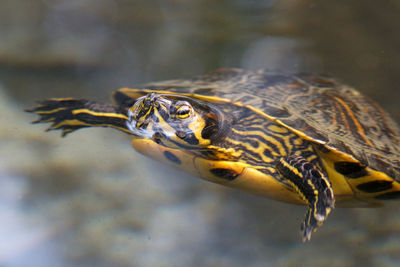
[126,93,228,149]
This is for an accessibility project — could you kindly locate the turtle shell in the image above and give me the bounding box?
[141,68,400,182]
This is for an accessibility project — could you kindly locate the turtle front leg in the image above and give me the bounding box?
[276,155,335,242]
[26,99,131,136]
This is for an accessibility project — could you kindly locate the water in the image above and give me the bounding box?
[1,1,400,266]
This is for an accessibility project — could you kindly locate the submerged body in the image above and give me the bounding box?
[27,69,400,241]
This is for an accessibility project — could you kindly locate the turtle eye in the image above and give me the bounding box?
[175,104,192,119]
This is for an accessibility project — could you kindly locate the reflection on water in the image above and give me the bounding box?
[1,1,400,266]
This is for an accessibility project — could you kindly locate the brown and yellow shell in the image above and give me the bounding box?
[139,68,400,184]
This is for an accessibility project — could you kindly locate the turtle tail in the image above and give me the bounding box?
[26,98,132,137]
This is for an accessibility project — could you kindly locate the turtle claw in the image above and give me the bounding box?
[301,198,334,242]
[301,207,324,242]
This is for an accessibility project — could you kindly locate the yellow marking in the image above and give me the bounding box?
[268,131,299,158]
[305,178,320,223]
[267,124,289,134]
[231,128,287,156]
[72,109,128,120]
[46,119,92,131]
[188,115,210,147]
[225,136,275,163]
[50,98,80,101]
[281,135,296,154]
[333,96,374,147]
[278,158,304,179]
[142,105,153,119]
[307,154,318,161]
[35,107,67,114]
[155,113,176,134]
[48,119,132,134]
[158,103,169,116]
[208,145,242,158]
[117,88,233,105]
[136,105,154,127]
[292,137,303,146]
[306,177,315,188]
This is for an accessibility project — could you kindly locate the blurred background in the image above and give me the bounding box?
[1,1,400,266]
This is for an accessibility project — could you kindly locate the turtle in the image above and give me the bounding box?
[26,68,400,242]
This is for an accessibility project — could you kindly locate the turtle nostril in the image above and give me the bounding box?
[176,130,187,139]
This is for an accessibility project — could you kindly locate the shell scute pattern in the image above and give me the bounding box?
[145,69,400,181]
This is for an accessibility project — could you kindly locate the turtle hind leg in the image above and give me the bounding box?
[26,98,131,136]
[276,155,335,242]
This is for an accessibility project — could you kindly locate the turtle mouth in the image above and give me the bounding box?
[126,108,154,138]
